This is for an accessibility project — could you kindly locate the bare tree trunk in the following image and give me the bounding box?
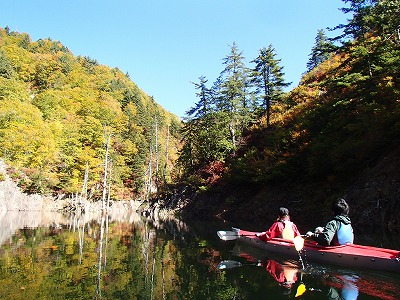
[229,120,236,147]
[145,146,153,201]
[154,116,159,197]
[104,210,109,267]
[81,162,89,201]
[106,161,112,212]
[265,95,271,127]
[163,124,170,183]
[101,132,111,211]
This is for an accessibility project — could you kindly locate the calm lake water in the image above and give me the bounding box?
[0,210,399,299]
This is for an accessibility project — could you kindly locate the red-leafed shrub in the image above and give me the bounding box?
[199,161,225,186]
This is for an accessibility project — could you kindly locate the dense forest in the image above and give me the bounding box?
[0,27,182,201]
[0,0,399,231]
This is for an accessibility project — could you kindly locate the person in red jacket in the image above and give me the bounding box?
[256,207,301,241]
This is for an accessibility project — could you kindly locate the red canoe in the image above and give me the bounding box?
[219,229,400,274]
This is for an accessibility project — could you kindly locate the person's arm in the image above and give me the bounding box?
[258,222,279,240]
[313,220,339,246]
[266,222,282,239]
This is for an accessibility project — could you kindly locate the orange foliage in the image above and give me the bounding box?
[199,161,226,186]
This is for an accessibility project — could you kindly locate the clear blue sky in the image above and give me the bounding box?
[1,0,348,118]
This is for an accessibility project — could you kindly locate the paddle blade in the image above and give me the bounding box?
[293,236,305,251]
[217,230,240,241]
[217,260,242,270]
[295,283,306,297]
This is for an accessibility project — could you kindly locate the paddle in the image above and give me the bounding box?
[295,272,307,297]
[218,229,306,252]
[217,260,261,270]
[217,230,257,241]
[293,236,305,251]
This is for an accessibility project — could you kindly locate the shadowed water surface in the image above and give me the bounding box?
[0,210,399,299]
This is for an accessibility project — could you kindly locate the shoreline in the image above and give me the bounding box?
[0,159,143,213]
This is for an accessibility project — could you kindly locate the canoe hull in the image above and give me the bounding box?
[238,229,400,274]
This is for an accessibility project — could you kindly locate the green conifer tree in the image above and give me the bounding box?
[307,29,336,71]
[217,42,250,148]
[250,44,290,126]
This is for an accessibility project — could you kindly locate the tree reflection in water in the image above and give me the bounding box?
[0,210,399,299]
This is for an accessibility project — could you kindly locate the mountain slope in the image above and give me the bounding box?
[0,27,182,199]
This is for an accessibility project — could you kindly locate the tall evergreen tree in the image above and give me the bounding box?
[250,44,290,126]
[180,76,214,169]
[186,76,214,119]
[217,42,250,148]
[337,0,400,105]
[179,76,232,171]
[331,0,400,81]
[307,29,336,71]
[335,0,400,44]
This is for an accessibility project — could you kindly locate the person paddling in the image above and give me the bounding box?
[256,207,301,241]
[306,198,354,246]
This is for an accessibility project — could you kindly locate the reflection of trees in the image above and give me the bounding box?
[0,210,66,245]
[95,214,106,299]
[0,212,247,299]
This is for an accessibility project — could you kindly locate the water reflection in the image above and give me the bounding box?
[0,209,230,299]
[225,240,400,299]
[0,209,158,299]
[0,210,399,299]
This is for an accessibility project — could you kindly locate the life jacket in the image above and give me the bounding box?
[337,222,354,245]
[281,220,295,240]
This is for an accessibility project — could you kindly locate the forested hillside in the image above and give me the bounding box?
[1,1,399,233]
[178,0,400,232]
[0,27,181,200]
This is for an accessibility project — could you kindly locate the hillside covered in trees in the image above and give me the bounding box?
[0,1,399,234]
[0,27,182,201]
[176,0,400,232]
